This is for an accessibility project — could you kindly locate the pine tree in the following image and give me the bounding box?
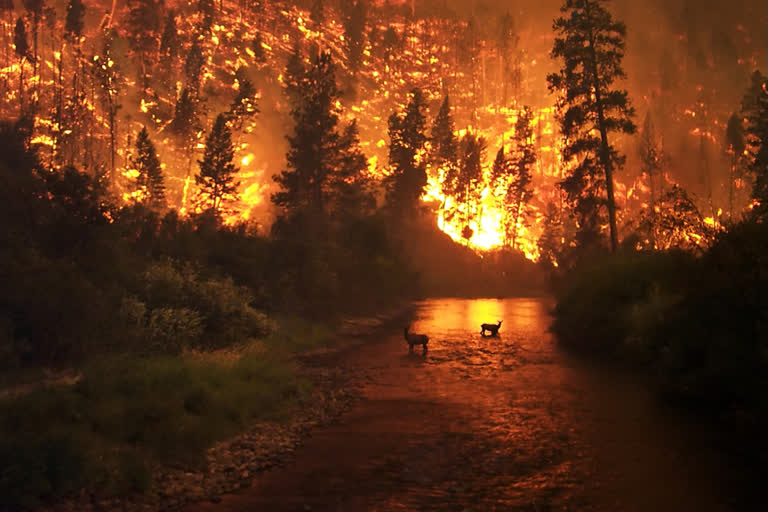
[548,0,636,251]
[184,40,205,93]
[328,120,374,221]
[251,32,267,64]
[198,0,216,33]
[170,87,201,180]
[14,17,30,116]
[537,202,565,268]
[431,95,458,168]
[64,0,84,40]
[93,28,122,180]
[23,0,43,111]
[126,0,163,94]
[283,43,306,107]
[741,70,768,220]
[131,126,166,208]
[272,51,343,222]
[310,0,325,29]
[229,73,259,131]
[159,10,180,69]
[196,113,240,216]
[386,88,428,217]
[638,113,663,241]
[725,111,745,220]
[505,106,536,250]
[431,95,459,225]
[454,132,486,242]
[340,0,367,73]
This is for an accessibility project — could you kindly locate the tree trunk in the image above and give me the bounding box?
[585,4,619,252]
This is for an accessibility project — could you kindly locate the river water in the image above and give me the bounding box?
[188,298,749,511]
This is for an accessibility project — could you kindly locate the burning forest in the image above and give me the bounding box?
[1,0,764,261]
[1,0,768,509]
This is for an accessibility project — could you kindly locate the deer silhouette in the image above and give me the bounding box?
[404,326,429,354]
[480,320,502,337]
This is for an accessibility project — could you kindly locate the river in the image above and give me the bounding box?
[186,298,750,511]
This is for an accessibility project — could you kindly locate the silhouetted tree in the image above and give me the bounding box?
[251,31,267,64]
[198,0,216,33]
[170,87,201,182]
[23,0,43,110]
[272,52,344,224]
[283,43,305,107]
[184,40,205,93]
[638,113,663,243]
[196,113,240,216]
[159,10,180,87]
[130,127,166,209]
[431,95,459,224]
[386,88,428,218]
[340,0,367,72]
[93,28,122,180]
[725,111,745,220]
[126,0,162,93]
[64,0,84,40]
[506,106,536,250]
[454,132,486,242]
[742,70,768,221]
[229,74,259,131]
[548,0,636,251]
[13,17,30,116]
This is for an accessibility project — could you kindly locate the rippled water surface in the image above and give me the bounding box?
[189,298,746,512]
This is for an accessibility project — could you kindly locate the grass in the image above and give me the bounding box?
[0,349,311,509]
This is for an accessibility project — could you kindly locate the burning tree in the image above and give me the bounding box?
[548,0,636,252]
[129,126,166,209]
[500,106,536,251]
[195,113,240,217]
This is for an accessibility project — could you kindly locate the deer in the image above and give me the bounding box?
[404,326,429,354]
[480,320,502,337]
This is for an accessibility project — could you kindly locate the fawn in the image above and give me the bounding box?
[480,320,502,336]
[404,326,429,354]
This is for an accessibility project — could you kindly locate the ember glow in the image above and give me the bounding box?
[1,0,765,261]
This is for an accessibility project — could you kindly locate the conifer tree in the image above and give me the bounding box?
[328,120,374,221]
[386,88,428,217]
[23,0,43,110]
[741,70,768,220]
[184,40,205,93]
[229,74,259,131]
[14,17,30,116]
[159,10,180,74]
[272,52,343,222]
[170,87,201,180]
[454,132,486,242]
[431,95,459,223]
[548,0,636,251]
[725,111,745,220]
[64,0,84,40]
[198,0,216,33]
[340,0,367,73]
[431,95,458,168]
[538,202,565,268]
[131,126,166,208]
[638,113,663,241]
[126,0,162,93]
[505,106,536,250]
[251,32,267,64]
[94,28,122,179]
[283,43,306,107]
[196,113,240,216]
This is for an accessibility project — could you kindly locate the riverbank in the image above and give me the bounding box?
[0,303,413,512]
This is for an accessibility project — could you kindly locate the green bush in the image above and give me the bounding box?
[551,250,694,355]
